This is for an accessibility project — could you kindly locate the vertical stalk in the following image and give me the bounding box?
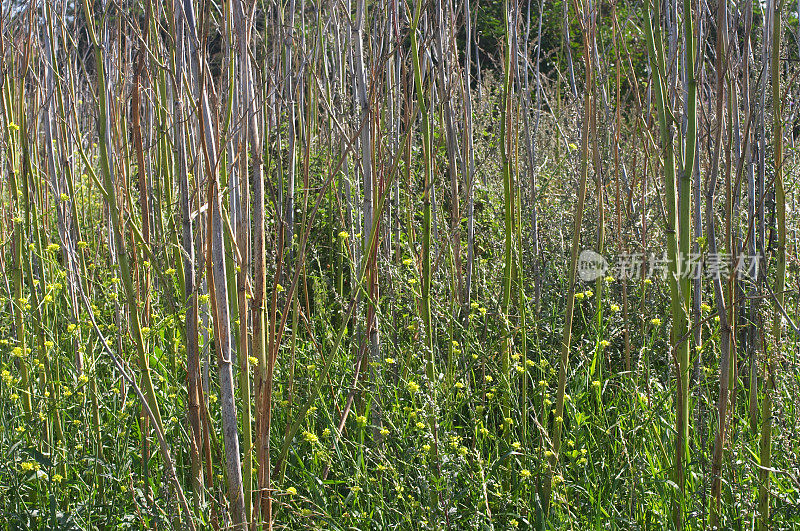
[644,1,691,524]
[80,0,164,436]
[463,0,476,317]
[352,0,381,438]
[177,0,248,526]
[409,1,440,519]
[500,0,514,445]
[231,0,254,521]
[544,0,591,513]
[759,0,783,526]
[172,0,204,507]
[707,0,732,522]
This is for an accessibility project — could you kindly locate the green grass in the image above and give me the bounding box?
[1,1,799,529]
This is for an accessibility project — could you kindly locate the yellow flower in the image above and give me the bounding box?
[454,381,464,389]
[356,415,367,425]
[584,289,593,298]
[165,268,176,276]
[574,292,584,301]
[604,275,615,283]
[600,340,610,348]
[338,231,349,239]
[380,427,389,437]
[407,381,420,394]
[52,474,63,483]
[568,143,578,151]
[422,443,431,452]
[384,357,395,364]
[650,318,662,326]
[20,461,38,472]
[248,356,258,366]
[286,487,297,496]
[415,421,425,429]
[520,469,531,479]
[303,431,318,444]
[511,441,522,451]
[610,304,621,312]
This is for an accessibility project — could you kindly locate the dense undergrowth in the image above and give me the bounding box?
[1,0,800,530]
